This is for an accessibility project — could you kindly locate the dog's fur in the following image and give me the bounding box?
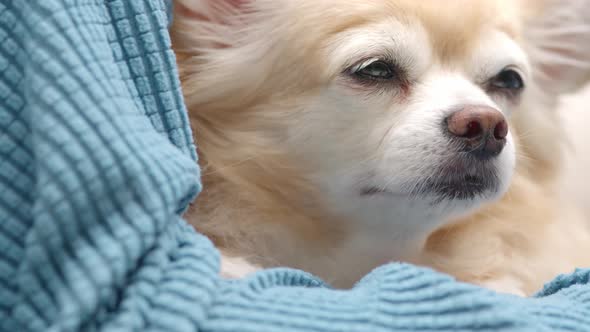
[171,0,590,295]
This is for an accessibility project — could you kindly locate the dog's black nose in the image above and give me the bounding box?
[445,106,508,159]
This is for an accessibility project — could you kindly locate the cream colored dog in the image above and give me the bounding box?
[171,0,590,295]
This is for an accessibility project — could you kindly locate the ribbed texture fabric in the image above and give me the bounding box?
[0,0,589,331]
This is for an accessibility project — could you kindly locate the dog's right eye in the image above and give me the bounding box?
[350,58,397,81]
[486,68,525,99]
[490,69,524,91]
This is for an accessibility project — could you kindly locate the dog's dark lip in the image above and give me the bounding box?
[417,160,499,200]
[360,187,406,197]
[362,158,499,200]
[360,187,385,196]
[422,174,491,201]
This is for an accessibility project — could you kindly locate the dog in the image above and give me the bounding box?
[171,0,590,295]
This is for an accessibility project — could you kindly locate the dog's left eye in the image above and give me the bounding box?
[352,59,396,81]
[490,69,524,91]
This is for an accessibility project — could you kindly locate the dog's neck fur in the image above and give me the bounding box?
[188,168,467,287]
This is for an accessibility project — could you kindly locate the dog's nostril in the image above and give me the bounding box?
[493,119,508,140]
[464,121,482,139]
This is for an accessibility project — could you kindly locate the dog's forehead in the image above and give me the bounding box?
[302,0,524,62]
[381,0,522,60]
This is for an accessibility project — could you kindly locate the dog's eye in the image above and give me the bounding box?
[352,59,396,81]
[490,69,524,91]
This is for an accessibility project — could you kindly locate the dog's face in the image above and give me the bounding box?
[174,0,590,244]
[290,13,527,230]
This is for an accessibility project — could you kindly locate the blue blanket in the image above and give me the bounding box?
[1,0,590,331]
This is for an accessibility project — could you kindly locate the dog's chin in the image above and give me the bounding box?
[362,157,507,206]
[418,172,499,204]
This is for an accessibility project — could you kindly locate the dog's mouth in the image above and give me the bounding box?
[361,157,499,201]
[360,187,405,196]
[418,172,497,201]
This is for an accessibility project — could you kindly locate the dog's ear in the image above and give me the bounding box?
[175,0,250,23]
[172,0,256,50]
[524,0,590,94]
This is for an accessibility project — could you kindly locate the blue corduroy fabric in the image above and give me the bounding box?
[1,0,590,331]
